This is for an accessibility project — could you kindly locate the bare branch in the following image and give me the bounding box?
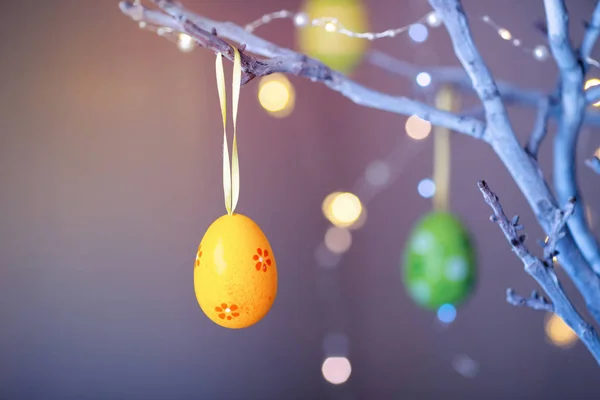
[586,85,600,105]
[581,1,600,64]
[526,98,551,159]
[543,197,575,263]
[430,0,600,324]
[368,51,544,106]
[586,156,600,175]
[478,180,600,365]
[543,0,600,275]
[506,288,553,312]
[118,0,486,139]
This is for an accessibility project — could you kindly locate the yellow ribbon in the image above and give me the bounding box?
[215,48,242,215]
[433,85,458,212]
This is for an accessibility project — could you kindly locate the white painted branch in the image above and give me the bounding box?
[543,0,600,275]
[118,0,485,139]
[479,181,600,365]
[429,0,600,326]
[581,1,600,65]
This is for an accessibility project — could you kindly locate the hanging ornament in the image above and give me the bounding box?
[402,86,476,310]
[194,49,277,329]
[297,0,369,74]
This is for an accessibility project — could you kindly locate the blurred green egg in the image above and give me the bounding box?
[402,211,476,310]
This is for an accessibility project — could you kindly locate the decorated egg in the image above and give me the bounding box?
[194,213,277,329]
[402,211,476,310]
[297,0,369,74]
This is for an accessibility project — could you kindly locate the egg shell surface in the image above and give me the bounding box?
[194,213,277,329]
[403,211,476,310]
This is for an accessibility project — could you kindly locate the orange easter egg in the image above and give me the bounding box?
[194,213,277,329]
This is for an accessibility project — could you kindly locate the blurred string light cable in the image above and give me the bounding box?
[242,8,600,68]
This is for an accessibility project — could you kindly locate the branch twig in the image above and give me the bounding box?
[586,156,600,175]
[478,180,600,364]
[580,1,600,66]
[506,289,553,312]
[544,0,600,276]
[118,0,486,139]
[430,0,600,325]
[526,98,551,159]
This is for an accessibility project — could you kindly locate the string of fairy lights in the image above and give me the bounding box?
[138,0,598,383]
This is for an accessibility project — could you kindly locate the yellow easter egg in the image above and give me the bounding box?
[194,213,277,329]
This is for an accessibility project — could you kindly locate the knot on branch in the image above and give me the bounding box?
[506,288,554,312]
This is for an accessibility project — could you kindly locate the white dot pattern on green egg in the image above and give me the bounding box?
[403,211,476,310]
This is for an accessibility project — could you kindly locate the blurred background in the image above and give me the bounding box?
[1,0,600,399]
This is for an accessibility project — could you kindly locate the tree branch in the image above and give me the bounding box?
[506,288,553,312]
[543,0,600,275]
[478,180,600,365]
[586,156,600,175]
[430,0,600,324]
[118,0,486,139]
[526,98,551,159]
[580,1,600,65]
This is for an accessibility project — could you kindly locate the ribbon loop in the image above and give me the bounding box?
[215,48,242,215]
[433,85,458,212]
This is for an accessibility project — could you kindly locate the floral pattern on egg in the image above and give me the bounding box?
[194,213,277,329]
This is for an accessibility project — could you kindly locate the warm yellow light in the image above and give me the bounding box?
[258,73,295,118]
[297,0,368,73]
[330,192,362,227]
[584,79,600,107]
[325,22,337,32]
[177,33,195,52]
[322,357,351,385]
[405,115,432,140]
[498,28,512,40]
[322,192,342,221]
[324,226,352,254]
[595,147,600,158]
[545,313,577,348]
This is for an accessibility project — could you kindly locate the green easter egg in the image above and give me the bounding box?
[403,211,476,310]
[297,0,369,74]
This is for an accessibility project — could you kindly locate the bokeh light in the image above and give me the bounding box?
[347,206,367,230]
[177,33,195,52]
[437,304,457,324]
[426,11,442,27]
[595,147,600,158]
[324,226,353,254]
[408,23,428,43]
[584,79,600,107]
[258,73,296,117]
[405,115,432,140]
[324,22,337,32]
[533,45,549,61]
[322,357,352,385]
[416,72,432,87]
[452,354,479,378]
[315,242,342,268]
[417,178,436,198]
[545,313,578,348]
[365,160,390,186]
[498,28,512,40]
[323,192,363,228]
